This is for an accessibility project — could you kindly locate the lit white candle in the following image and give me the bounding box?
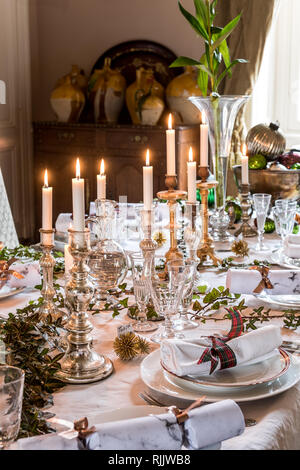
[72,158,85,232]
[42,169,53,245]
[187,147,197,204]
[97,158,106,200]
[166,113,176,175]
[241,144,249,185]
[143,149,153,211]
[200,111,209,167]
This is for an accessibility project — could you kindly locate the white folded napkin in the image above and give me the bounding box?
[160,325,282,377]
[12,400,244,450]
[226,268,300,295]
[4,261,41,290]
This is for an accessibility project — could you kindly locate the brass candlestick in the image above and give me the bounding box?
[39,228,67,323]
[57,227,113,384]
[197,167,221,266]
[157,175,187,268]
[234,184,257,238]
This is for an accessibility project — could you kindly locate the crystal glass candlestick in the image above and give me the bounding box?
[234,184,257,238]
[57,228,113,384]
[184,202,202,263]
[39,228,67,323]
[88,199,128,310]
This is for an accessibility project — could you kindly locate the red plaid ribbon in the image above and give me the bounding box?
[197,307,244,374]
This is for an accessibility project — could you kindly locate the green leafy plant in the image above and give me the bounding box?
[170,0,248,96]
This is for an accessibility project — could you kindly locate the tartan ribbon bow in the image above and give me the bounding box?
[250,265,274,294]
[197,307,244,375]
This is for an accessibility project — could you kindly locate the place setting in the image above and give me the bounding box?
[2,0,300,454]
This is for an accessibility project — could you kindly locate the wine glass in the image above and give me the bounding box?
[253,194,272,251]
[129,252,158,333]
[168,259,198,331]
[148,260,188,343]
[273,200,298,257]
[0,365,24,450]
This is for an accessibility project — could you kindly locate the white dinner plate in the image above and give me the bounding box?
[270,252,300,271]
[0,287,25,300]
[258,292,300,309]
[161,348,290,389]
[141,349,300,403]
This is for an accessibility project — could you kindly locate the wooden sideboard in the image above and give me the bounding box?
[33,122,200,239]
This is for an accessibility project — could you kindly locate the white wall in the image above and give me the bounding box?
[29,0,204,121]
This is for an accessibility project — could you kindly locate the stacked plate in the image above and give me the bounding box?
[141,347,300,403]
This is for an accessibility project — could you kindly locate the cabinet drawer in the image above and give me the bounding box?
[34,126,96,149]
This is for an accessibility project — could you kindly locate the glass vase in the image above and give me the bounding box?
[189,95,249,243]
[87,199,128,310]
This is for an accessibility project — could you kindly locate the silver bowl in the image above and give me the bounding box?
[233,165,300,202]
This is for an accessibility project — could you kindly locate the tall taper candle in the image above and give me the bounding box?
[166,113,176,175]
[187,147,197,203]
[72,158,85,232]
[97,158,106,199]
[241,144,249,185]
[200,111,209,167]
[42,169,53,245]
[143,149,153,210]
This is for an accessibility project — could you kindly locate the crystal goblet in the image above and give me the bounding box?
[129,252,158,333]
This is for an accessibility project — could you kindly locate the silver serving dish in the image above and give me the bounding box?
[233,165,300,202]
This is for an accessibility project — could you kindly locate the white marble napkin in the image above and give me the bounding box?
[3,261,41,290]
[160,325,282,377]
[226,268,300,295]
[183,400,245,449]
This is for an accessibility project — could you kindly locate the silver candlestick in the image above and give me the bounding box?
[39,228,67,323]
[234,184,257,238]
[56,227,113,384]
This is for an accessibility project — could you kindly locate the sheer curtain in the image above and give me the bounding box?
[249,0,300,149]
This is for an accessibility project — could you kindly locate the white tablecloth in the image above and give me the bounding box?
[3,233,300,450]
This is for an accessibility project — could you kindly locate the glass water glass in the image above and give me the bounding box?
[129,252,158,333]
[169,259,198,331]
[273,200,297,252]
[253,194,272,252]
[148,260,188,343]
[0,365,24,450]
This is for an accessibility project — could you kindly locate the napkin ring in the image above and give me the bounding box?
[250,266,274,294]
[74,417,96,439]
[169,397,205,424]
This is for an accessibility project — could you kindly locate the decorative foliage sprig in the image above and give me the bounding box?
[170,0,248,96]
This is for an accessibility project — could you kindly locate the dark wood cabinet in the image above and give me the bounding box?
[33,122,200,239]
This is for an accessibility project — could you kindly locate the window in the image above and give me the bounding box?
[248,0,300,149]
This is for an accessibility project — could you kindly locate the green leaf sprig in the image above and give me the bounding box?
[170,0,248,96]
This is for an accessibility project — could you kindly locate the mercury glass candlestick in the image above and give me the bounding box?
[38,228,67,323]
[234,184,257,238]
[157,175,187,272]
[197,167,221,266]
[57,227,113,384]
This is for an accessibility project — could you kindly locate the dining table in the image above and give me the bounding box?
[3,226,300,451]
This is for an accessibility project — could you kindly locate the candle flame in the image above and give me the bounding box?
[201,111,206,125]
[242,143,247,156]
[189,147,193,162]
[168,113,173,130]
[44,169,48,188]
[146,149,150,166]
[76,158,81,179]
[100,158,105,175]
